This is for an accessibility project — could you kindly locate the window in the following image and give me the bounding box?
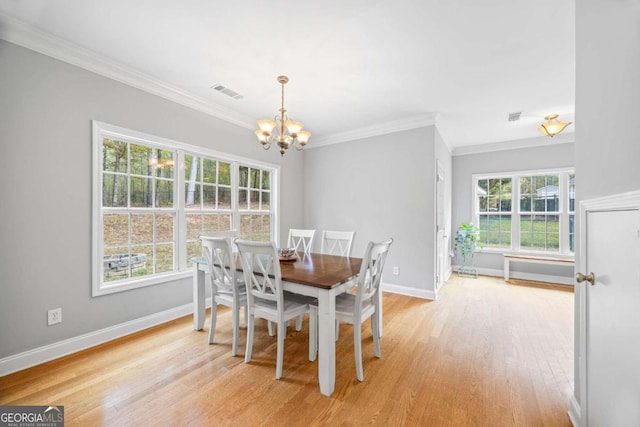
[473,169,574,255]
[93,122,279,296]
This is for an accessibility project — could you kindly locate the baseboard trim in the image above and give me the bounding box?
[0,298,212,377]
[382,282,436,300]
[568,395,581,426]
[452,265,574,286]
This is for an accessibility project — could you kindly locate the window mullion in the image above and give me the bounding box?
[512,175,520,252]
[176,150,186,269]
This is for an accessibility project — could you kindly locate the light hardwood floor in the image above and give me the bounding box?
[0,275,574,426]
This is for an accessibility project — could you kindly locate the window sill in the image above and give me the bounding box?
[474,248,575,260]
[92,270,192,297]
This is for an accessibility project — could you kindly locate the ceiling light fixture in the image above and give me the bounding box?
[254,75,311,156]
[538,114,572,137]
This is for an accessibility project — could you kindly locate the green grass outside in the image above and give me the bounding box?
[479,216,560,251]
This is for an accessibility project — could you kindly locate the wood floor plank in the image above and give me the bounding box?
[0,275,574,426]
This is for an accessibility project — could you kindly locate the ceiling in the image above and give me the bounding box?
[0,0,576,150]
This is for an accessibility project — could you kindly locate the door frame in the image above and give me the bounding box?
[576,190,640,427]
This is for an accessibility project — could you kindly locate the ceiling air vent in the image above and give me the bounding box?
[211,84,243,100]
[508,111,522,122]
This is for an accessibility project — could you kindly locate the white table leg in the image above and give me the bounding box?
[193,263,206,330]
[317,289,337,396]
[504,258,509,281]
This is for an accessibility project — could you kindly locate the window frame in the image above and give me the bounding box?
[92,121,280,296]
[472,168,575,256]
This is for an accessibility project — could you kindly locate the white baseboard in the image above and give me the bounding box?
[0,297,212,377]
[382,282,436,300]
[568,395,581,426]
[452,265,574,286]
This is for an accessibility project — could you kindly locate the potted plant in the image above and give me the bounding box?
[454,223,482,278]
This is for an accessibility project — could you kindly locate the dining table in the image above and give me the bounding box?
[191,251,364,396]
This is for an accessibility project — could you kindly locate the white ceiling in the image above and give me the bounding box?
[0,0,576,150]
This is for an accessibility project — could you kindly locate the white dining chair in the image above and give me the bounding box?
[321,230,356,257]
[235,239,316,379]
[200,235,246,356]
[309,238,393,381]
[287,229,316,254]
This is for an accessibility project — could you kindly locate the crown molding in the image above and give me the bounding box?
[452,131,575,156]
[0,13,255,130]
[309,113,438,148]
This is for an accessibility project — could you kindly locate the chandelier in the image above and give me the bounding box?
[538,114,572,137]
[254,75,311,155]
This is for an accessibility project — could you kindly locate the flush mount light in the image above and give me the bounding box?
[538,114,572,137]
[254,76,311,156]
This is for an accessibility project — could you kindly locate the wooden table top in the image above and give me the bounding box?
[194,252,362,290]
[279,252,362,289]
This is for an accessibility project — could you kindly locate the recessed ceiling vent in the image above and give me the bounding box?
[508,111,522,122]
[211,84,243,100]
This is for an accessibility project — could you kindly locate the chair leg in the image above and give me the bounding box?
[245,314,254,363]
[372,312,381,358]
[208,302,218,344]
[295,314,303,331]
[354,322,364,381]
[276,321,285,379]
[268,320,275,337]
[335,319,340,341]
[231,302,239,357]
[309,306,318,361]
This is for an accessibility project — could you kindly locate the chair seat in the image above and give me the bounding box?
[254,293,315,320]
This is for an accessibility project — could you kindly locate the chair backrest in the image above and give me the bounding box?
[235,239,283,306]
[200,235,239,295]
[354,238,394,306]
[321,230,356,257]
[287,229,316,253]
[201,230,239,251]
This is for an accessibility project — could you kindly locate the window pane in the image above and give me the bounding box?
[130,144,153,176]
[249,190,260,210]
[156,179,173,208]
[239,166,248,188]
[185,183,201,209]
[569,174,575,212]
[131,244,152,277]
[262,192,270,210]
[219,162,231,185]
[131,176,152,207]
[569,214,575,252]
[103,139,128,173]
[219,186,231,209]
[238,189,248,210]
[250,168,260,189]
[102,174,128,207]
[156,214,174,242]
[154,149,174,179]
[203,185,216,209]
[478,214,511,249]
[203,214,219,232]
[262,170,270,190]
[186,214,203,240]
[132,214,153,244]
[184,155,201,182]
[104,246,131,282]
[156,243,174,273]
[187,241,201,265]
[104,213,129,246]
[220,214,231,231]
[203,159,217,183]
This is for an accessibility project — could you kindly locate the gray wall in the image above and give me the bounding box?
[572,0,640,412]
[303,126,438,297]
[452,142,575,276]
[0,41,304,358]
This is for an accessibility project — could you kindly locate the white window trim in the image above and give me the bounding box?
[471,167,575,257]
[92,121,280,296]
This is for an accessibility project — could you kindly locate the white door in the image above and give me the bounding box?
[582,207,640,426]
[435,161,446,292]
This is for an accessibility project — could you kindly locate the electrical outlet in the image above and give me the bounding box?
[48,308,62,325]
[393,266,399,275]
